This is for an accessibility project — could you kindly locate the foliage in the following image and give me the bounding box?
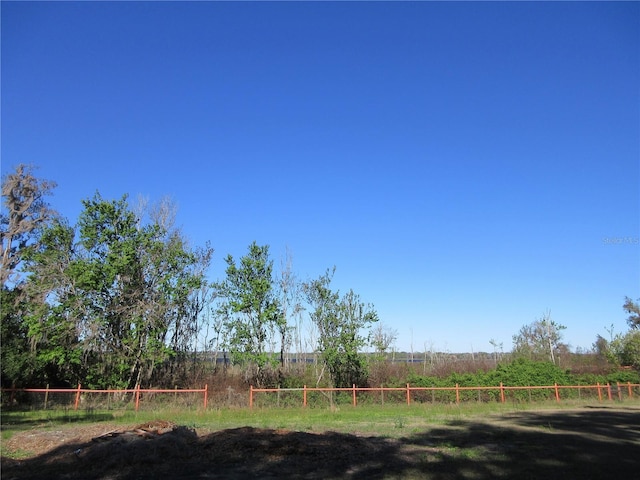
[489,358,570,386]
[0,288,40,387]
[512,312,567,364]
[594,298,640,372]
[14,193,212,389]
[572,370,640,386]
[20,219,85,386]
[214,242,284,386]
[405,359,572,401]
[3,164,637,393]
[1,165,60,387]
[609,331,640,371]
[303,268,379,388]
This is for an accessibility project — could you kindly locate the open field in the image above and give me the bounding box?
[2,401,640,479]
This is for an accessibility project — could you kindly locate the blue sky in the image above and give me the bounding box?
[2,1,638,353]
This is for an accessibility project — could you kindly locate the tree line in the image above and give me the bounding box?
[1,165,382,389]
[1,165,638,391]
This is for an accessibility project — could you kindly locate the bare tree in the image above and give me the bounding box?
[489,338,504,366]
[277,248,303,369]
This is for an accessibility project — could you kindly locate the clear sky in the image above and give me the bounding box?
[2,1,639,353]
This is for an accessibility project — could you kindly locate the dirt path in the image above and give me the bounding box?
[2,406,639,479]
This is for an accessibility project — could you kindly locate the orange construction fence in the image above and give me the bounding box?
[4,382,638,410]
[249,382,640,409]
[2,384,208,411]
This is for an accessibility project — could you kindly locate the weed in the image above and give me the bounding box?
[394,417,405,429]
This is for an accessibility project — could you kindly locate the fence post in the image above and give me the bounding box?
[628,382,633,399]
[455,384,460,404]
[381,385,384,406]
[249,386,253,409]
[303,385,307,407]
[406,383,411,406]
[500,382,505,403]
[74,384,82,411]
[597,382,602,402]
[203,384,208,409]
[554,383,560,403]
[616,382,622,401]
[44,384,50,410]
[607,383,612,401]
[135,384,141,411]
[352,384,357,407]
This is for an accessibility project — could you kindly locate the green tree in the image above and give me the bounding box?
[21,219,84,386]
[215,242,284,386]
[21,193,211,388]
[1,287,39,387]
[1,164,59,387]
[512,312,566,365]
[303,268,379,388]
[599,299,640,371]
[618,331,640,370]
[606,331,640,370]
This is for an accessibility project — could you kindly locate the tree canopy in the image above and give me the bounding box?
[512,312,567,365]
[2,175,212,388]
[214,242,285,386]
[304,268,379,387]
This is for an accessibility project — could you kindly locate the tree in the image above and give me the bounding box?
[20,193,211,388]
[276,248,303,369]
[597,299,640,371]
[605,331,640,371]
[1,165,59,387]
[215,242,284,385]
[20,219,84,386]
[371,323,398,358]
[593,334,610,360]
[1,164,57,287]
[623,297,640,329]
[618,331,640,370]
[1,287,38,387]
[303,268,379,388]
[512,312,566,364]
[489,338,504,366]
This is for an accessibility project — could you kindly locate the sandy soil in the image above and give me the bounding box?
[2,406,639,479]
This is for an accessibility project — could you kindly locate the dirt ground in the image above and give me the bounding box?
[2,405,639,479]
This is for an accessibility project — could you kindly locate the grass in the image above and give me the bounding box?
[0,398,599,441]
[0,401,521,461]
[3,399,640,478]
